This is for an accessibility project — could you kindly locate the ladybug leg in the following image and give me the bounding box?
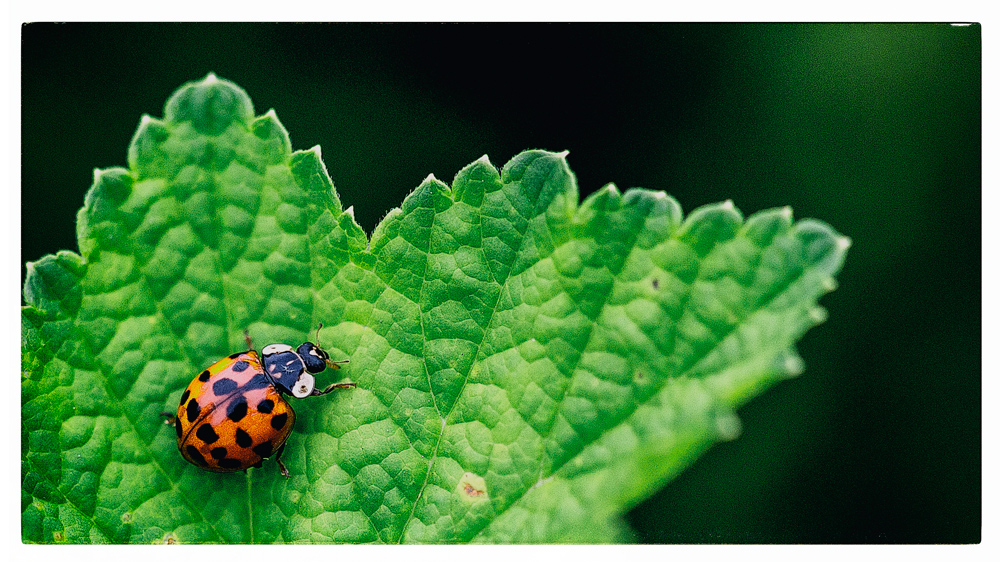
[244,329,253,351]
[312,381,357,396]
[273,444,290,478]
[160,412,176,426]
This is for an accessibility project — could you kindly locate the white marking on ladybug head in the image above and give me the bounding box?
[262,344,293,356]
[292,373,316,398]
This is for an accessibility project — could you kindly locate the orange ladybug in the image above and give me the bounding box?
[167,326,354,477]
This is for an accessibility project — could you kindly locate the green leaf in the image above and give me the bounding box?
[21,74,849,544]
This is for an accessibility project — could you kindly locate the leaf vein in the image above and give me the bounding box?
[472,226,809,540]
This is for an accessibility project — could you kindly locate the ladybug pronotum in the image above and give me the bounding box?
[168,325,354,477]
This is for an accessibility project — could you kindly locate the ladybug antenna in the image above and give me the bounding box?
[325,358,350,370]
[244,329,253,351]
[313,322,349,369]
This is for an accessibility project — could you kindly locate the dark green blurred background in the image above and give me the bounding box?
[21,23,980,543]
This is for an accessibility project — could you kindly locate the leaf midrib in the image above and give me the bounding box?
[128,123,262,543]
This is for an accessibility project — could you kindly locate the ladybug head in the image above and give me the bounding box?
[261,342,329,398]
[297,342,331,374]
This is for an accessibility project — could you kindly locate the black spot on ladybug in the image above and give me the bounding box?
[246,373,269,390]
[258,399,274,414]
[235,428,252,448]
[198,370,211,382]
[253,441,273,458]
[228,399,248,422]
[270,412,288,431]
[212,377,238,396]
[174,418,183,439]
[196,424,219,445]
[252,460,263,468]
[232,360,249,372]
[180,389,190,405]
[210,446,228,459]
[227,352,243,359]
[218,458,242,469]
[186,398,201,423]
[186,445,208,466]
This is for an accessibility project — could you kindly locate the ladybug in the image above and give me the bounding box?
[166,325,354,477]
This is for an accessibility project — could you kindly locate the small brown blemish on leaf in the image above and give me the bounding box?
[52,531,65,542]
[636,370,644,380]
[652,278,660,289]
[456,471,488,501]
[158,532,179,544]
[121,512,132,524]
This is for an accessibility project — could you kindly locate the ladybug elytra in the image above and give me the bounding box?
[168,325,354,477]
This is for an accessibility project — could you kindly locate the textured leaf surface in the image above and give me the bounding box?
[21,74,849,544]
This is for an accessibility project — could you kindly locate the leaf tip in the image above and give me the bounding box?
[794,219,850,274]
[677,201,743,255]
[714,413,742,441]
[164,73,254,135]
[251,110,292,159]
[822,276,839,293]
[780,352,806,378]
[420,173,451,193]
[808,306,829,324]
